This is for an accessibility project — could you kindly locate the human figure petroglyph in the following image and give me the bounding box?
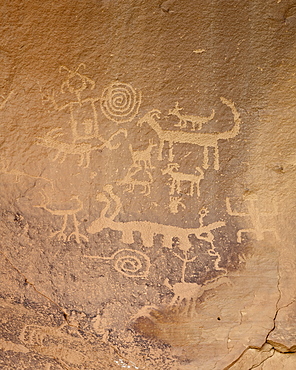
[172,250,198,283]
[37,127,127,167]
[100,82,142,123]
[137,97,241,169]
[41,64,103,143]
[59,63,95,101]
[87,186,225,250]
[84,248,151,278]
[168,101,215,131]
[35,191,88,243]
[162,163,204,197]
[169,196,186,214]
[118,167,153,196]
[226,196,279,243]
[129,139,157,171]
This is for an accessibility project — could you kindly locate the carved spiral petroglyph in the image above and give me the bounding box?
[100,82,141,123]
[112,249,150,278]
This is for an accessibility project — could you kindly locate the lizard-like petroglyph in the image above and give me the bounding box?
[87,186,225,251]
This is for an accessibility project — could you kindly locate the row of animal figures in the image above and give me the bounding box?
[38,96,241,172]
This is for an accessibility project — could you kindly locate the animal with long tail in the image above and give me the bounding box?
[87,186,225,251]
[137,97,241,170]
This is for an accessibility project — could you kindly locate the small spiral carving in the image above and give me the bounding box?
[112,249,150,278]
[100,82,141,123]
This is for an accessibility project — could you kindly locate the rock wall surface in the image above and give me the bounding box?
[0,1,295,369]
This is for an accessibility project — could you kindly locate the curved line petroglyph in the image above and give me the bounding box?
[100,82,142,123]
[87,185,225,251]
[137,97,241,169]
[168,101,215,131]
[84,248,151,278]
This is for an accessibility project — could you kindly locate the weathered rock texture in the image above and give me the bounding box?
[0,1,295,369]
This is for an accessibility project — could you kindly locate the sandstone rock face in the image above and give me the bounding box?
[0,1,295,369]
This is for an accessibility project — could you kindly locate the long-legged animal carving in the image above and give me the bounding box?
[137,97,241,170]
[168,102,215,131]
[37,128,127,167]
[162,163,204,197]
[87,186,225,250]
[129,139,157,170]
[35,191,88,243]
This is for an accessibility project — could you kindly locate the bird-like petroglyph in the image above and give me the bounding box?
[226,195,279,243]
[100,82,142,123]
[162,163,204,197]
[84,248,151,278]
[87,185,225,251]
[34,191,88,243]
[137,97,241,169]
[168,101,215,131]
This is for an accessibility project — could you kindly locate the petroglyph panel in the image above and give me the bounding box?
[1,0,296,369]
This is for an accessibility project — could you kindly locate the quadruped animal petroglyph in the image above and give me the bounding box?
[37,127,127,167]
[129,139,156,171]
[162,163,204,197]
[87,185,225,251]
[168,101,215,131]
[118,166,153,196]
[137,97,241,169]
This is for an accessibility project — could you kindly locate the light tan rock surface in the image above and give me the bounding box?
[0,1,295,369]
